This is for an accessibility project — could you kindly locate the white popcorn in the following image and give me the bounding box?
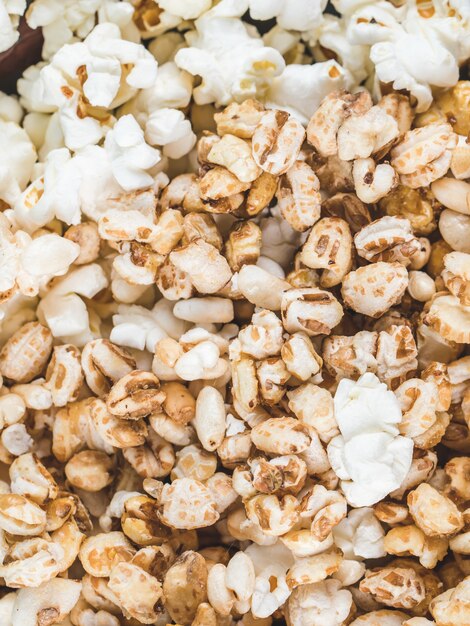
[0,120,37,206]
[327,373,414,507]
[37,263,108,345]
[333,0,470,112]
[286,579,353,626]
[26,0,137,60]
[175,6,285,106]
[105,115,161,191]
[111,300,190,352]
[13,144,139,229]
[145,108,196,159]
[333,507,386,560]
[245,542,294,619]
[0,92,23,124]
[249,0,327,31]
[0,0,25,53]
[157,0,212,20]
[0,214,79,300]
[266,60,353,125]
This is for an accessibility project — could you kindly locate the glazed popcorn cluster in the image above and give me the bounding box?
[0,0,469,625]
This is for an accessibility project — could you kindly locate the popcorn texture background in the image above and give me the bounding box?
[0,0,468,625]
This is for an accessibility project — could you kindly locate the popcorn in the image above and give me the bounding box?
[26,0,137,60]
[175,6,285,106]
[249,0,327,32]
[327,373,414,506]
[0,0,25,53]
[104,114,161,191]
[37,263,109,346]
[0,120,37,207]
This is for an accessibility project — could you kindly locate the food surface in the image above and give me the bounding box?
[0,1,469,625]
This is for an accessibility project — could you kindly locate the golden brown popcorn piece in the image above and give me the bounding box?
[306,89,372,156]
[384,524,448,569]
[45,344,84,407]
[359,567,426,609]
[214,99,266,138]
[441,252,470,305]
[246,171,278,216]
[353,158,398,204]
[416,81,470,136]
[0,321,52,383]
[65,450,114,492]
[81,338,136,398]
[322,192,371,234]
[108,560,163,623]
[90,398,147,449]
[354,216,420,265]
[342,262,408,318]
[163,551,208,624]
[246,493,300,536]
[252,109,306,176]
[276,160,321,232]
[301,217,353,287]
[79,531,135,577]
[251,417,311,456]
[159,478,219,530]
[391,123,457,189]
[379,186,440,236]
[64,221,101,265]
[0,493,46,536]
[106,370,166,419]
[207,133,261,183]
[445,457,470,500]
[408,483,464,537]
[199,165,250,200]
[429,577,470,626]
[123,430,174,478]
[424,293,470,344]
[281,287,344,335]
[225,220,262,271]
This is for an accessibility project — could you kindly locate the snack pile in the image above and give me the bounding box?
[0,0,469,625]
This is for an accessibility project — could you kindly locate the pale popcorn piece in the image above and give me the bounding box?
[104,115,161,192]
[0,321,52,384]
[79,531,135,577]
[159,478,219,529]
[45,344,83,407]
[252,109,305,176]
[207,133,261,183]
[407,483,464,538]
[276,160,321,232]
[306,89,372,157]
[0,493,46,536]
[175,11,285,107]
[430,578,470,626]
[123,430,175,479]
[64,222,101,265]
[108,561,162,623]
[82,338,136,397]
[0,536,65,588]
[145,107,197,159]
[383,524,448,570]
[350,611,410,626]
[441,251,470,305]
[281,333,322,382]
[193,386,226,452]
[285,578,351,626]
[238,309,283,360]
[333,507,386,561]
[65,450,114,492]
[238,264,290,310]
[353,158,398,204]
[323,330,378,381]
[328,373,413,507]
[214,99,266,139]
[360,567,426,610]
[267,59,352,126]
[337,105,399,161]
[432,178,470,215]
[170,239,232,294]
[341,262,408,318]
[0,119,36,206]
[281,287,344,336]
[391,123,457,187]
[251,416,311,456]
[395,378,439,439]
[354,216,420,265]
[9,579,82,626]
[301,217,353,287]
[288,384,338,443]
[424,293,470,343]
[91,398,147,450]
